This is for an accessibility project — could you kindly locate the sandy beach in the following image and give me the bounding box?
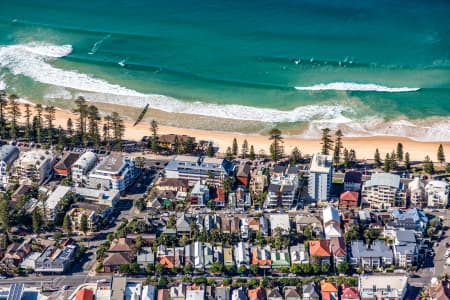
[19,103,450,162]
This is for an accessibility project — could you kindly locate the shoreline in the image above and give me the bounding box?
[17,102,450,162]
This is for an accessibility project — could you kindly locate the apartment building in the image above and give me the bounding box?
[88,154,138,191]
[425,180,449,208]
[14,149,55,184]
[361,173,406,209]
[265,165,298,208]
[0,145,19,189]
[71,151,97,184]
[308,153,333,202]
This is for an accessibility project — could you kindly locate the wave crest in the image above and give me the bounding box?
[295,82,420,92]
[0,42,354,123]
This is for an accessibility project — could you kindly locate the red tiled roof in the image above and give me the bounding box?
[341,285,359,299]
[340,191,359,202]
[309,240,330,257]
[321,280,338,292]
[75,288,94,300]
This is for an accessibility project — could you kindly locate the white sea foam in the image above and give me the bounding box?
[0,42,355,123]
[0,78,6,90]
[88,34,111,55]
[295,82,420,92]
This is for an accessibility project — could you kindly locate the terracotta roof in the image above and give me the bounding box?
[248,218,260,226]
[321,280,338,292]
[248,287,266,300]
[309,240,330,257]
[75,288,94,300]
[159,255,175,269]
[103,252,131,266]
[340,191,359,202]
[341,285,359,299]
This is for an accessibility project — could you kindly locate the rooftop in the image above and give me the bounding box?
[96,154,127,173]
[364,172,401,189]
[310,153,333,173]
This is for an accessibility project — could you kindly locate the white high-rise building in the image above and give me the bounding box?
[308,153,333,202]
[425,180,449,208]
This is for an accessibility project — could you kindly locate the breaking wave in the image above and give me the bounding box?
[0,42,355,123]
[295,82,420,92]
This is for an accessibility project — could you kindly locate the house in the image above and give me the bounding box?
[88,154,139,191]
[392,230,417,268]
[215,286,231,300]
[323,206,342,239]
[221,218,231,233]
[204,243,214,269]
[295,215,323,236]
[302,282,320,300]
[223,247,234,266]
[329,237,346,266]
[157,245,175,269]
[158,134,196,150]
[340,285,359,300]
[361,173,406,209]
[267,288,282,300]
[349,240,393,268]
[269,214,290,235]
[248,287,265,300]
[184,244,194,267]
[270,249,290,269]
[0,145,19,189]
[344,171,362,192]
[309,240,331,266]
[165,155,234,187]
[125,283,143,300]
[137,247,155,269]
[260,216,269,236]
[231,217,240,234]
[14,149,55,184]
[232,287,248,300]
[177,213,193,235]
[266,165,299,208]
[103,252,131,273]
[109,238,133,257]
[358,275,408,300]
[320,280,338,300]
[390,208,428,236]
[53,152,81,177]
[428,277,450,300]
[251,246,272,268]
[248,218,260,232]
[214,187,226,207]
[1,239,32,269]
[236,164,251,187]
[234,242,250,267]
[71,151,97,184]
[34,245,77,273]
[186,284,205,300]
[290,243,309,265]
[235,187,252,208]
[75,288,94,300]
[408,177,425,208]
[308,153,333,202]
[339,191,359,209]
[194,241,204,269]
[250,169,268,195]
[190,181,210,206]
[284,288,301,300]
[111,277,127,300]
[241,218,249,239]
[213,246,223,264]
[10,184,32,203]
[170,284,187,300]
[425,180,449,208]
[158,289,170,300]
[158,178,189,192]
[142,285,157,300]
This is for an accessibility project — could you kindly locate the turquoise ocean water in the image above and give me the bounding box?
[0,0,449,138]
